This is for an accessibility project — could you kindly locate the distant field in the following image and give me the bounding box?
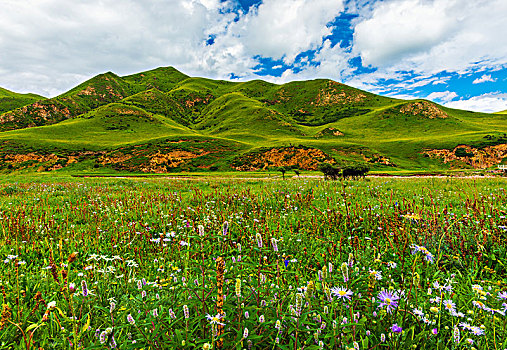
[0,176,506,349]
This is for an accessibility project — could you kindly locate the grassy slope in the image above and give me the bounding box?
[0,103,197,149]
[0,87,45,114]
[1,67,506,171]
[0,67,189,131]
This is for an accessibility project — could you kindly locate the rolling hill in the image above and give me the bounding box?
[0,87,45,115]
[0,66,506,174]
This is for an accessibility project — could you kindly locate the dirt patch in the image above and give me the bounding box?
[1,149,104,172]
[333,147,396,167]
[423,144,507,169]
[184,94,213,108]
[232,146,335,171]
[98,154,134,165]
[314,81,366,106]
[78,86,97,96]
[144,150,209,172]
[399,101,448,119]
[314,127,344,138]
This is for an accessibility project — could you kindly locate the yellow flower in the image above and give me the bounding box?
[430,307,439,314]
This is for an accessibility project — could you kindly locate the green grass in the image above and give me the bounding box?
[1,67,507,173]
[0,103,197,149]
[0,176,507,349]
[0,86,45,114]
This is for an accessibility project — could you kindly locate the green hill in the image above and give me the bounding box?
[496,109,507,114]
[0,87,45,115]
[0,66,506,173]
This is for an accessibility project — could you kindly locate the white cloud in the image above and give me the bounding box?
[353,0,459,67]
[352,0,507,75]
[257,39,354,85]
[0,0,349,96]
[234,0,345,64]
[444,93,507,113]
[384,93,420,101]
[427,91,458,103]
[0,0,505,109]
[473,74,497,84]
[0,0,240,96]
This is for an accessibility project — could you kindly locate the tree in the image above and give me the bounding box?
[342,165,369,179]
[278,166,287,180]
[319,163,341,180]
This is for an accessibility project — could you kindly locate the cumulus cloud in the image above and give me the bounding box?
[426,91,458,103]
[444,93,507,113]
[238,0,344,64]
[352,0,507,75]
[0,0,348,96]
[0,0,505,115]
[0,0,245,96]
[473,74,497,84]
[353,0,459,67]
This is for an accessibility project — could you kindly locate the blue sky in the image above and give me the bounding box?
[0,0,506,112]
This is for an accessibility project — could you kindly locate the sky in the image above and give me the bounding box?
[0,0,506,113]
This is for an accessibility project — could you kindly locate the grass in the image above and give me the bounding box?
[0,103,197,149]
[0,176,506,349]
[0,87,45,115]
[1,67,506,173]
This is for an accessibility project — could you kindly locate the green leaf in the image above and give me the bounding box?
[25,323,39,332]
[81,314,91,333]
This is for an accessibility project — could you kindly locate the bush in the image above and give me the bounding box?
[342,165,369,179]
[319,163,341,180]
[455,148,474,158]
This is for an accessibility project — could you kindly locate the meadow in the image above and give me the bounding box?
[0,175,506,349]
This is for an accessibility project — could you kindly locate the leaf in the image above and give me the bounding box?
[56,307,71,322]
[25,323,39,332]
[81,314,91,333]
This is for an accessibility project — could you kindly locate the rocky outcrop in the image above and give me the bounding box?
[232,146,335,171]
[423,144,507,168]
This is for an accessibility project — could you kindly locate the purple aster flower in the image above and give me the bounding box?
[391,324,402,333]
[330,286,353,301]
[377,290,400,313]
[470,326,485,336]
[443,299,456,313]
[206,313,225,326]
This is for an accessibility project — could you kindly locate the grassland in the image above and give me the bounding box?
[0,176,506,349]
[0,67,506,174]
[0,87,45,115]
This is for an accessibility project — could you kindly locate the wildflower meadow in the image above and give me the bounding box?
[0,176,506,349]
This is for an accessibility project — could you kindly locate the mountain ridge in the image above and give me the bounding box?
[0,66,506,173]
